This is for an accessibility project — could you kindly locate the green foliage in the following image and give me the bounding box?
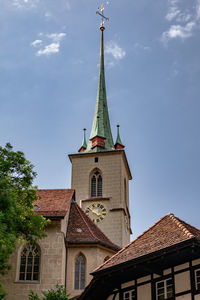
[29,290,41,300]
[0,143,49,276]
[29,285,69,300]
[0,283,7,300]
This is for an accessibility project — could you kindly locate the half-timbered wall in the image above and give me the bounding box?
[106,259,200,300]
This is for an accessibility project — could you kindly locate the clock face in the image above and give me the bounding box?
[85,203,107,224]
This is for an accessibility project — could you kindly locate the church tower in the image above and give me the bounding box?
[69,20,132,248]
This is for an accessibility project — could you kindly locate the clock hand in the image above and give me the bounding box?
[89,207,98,215]
[89,207,95,213]
[89,207,101,216]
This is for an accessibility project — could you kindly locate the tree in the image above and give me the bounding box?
[0,143,48,276]
[29,285,69,300]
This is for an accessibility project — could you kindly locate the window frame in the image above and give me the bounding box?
[18,244,40,282]
[74,254,86,290]
[90,169,102,198]
[156,278,173,300]
[123,288,136,300]
[195,268,200,290]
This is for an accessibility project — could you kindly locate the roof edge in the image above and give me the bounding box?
[92,236,197,277]
[66,241,120,252]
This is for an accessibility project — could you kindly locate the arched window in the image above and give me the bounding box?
[19,244,40,281]
[91,170,102,197]
[75,254,86,290]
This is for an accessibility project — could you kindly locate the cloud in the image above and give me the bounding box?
[134,43,151,51]
[105,42,126,60]
[44,11,52,18]
[31,32,66,56]
[166,7,180,21]
[197,0,200,19]
[12,0,38,9]
[46,33,66,43]
[37,43,59,56]
[162,0,200,43]
[162,22,195,42]
[105,60,115,69]
[31,39,42,47]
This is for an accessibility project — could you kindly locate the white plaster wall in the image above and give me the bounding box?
[175,271,191,294]
[137,283,151,300]
[121,280,135,289]
[174,263,189,272]
[192,259,200,266]
[137,275,151,284]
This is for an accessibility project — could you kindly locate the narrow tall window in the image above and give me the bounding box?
[75,254,86,290]
[91,170,102,197]
[156,278,173,300]
[19,244,40,281]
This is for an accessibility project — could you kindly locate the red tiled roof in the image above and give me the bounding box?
[95,213,200,272]
[34,189,75,217]
[66,202,120,252]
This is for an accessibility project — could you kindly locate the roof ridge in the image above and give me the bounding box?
[169,214,194,238]
[74,204,99,241]
[94,214,172,272]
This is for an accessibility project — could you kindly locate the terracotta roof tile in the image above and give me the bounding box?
[95,213,200,272]
[34,189,75,217]
[66,202,120,251]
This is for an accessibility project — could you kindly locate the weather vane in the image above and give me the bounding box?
[96,2,109,29]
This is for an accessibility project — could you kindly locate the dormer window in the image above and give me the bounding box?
[91,170,102,197]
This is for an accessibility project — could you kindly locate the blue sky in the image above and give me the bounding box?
[1,0,200,239]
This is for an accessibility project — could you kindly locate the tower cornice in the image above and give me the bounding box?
[68,150,132,180]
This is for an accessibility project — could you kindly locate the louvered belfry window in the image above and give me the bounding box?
[19,244,40,281]
[91,170,102,197]
[75,255,86,290]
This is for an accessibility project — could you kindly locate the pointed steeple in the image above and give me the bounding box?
[86,26,115,152]
[115,125,125,150]
[78,128,87,153]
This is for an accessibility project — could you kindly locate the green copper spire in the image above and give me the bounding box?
[86,26,115,152]
[115,124,125,151]
[78,128,87,152]
[81,128,87,149]
[115,125,123,145]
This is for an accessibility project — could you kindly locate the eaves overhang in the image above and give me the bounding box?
[66,240,121,252]
[92,237,200,277]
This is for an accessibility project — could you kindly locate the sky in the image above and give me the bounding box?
[0,0,200,239]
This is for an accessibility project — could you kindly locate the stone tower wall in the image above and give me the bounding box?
[70,151,131,247]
